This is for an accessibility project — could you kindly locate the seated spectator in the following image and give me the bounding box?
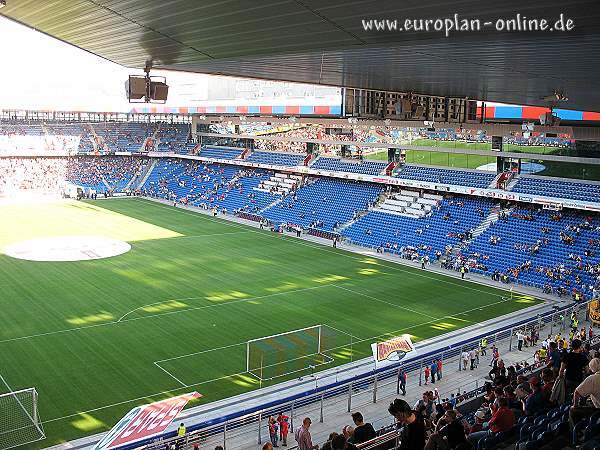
[523,377,548,416]
[424,409,469,450]
[388,399,426,450]
[350,412,376,444]
[321,432,338,450]
[570,358,600,428]
[331,434,358,450]
[467,397,515,446]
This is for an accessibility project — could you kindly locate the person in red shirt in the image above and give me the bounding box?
[436,359,443,381]
[467,397,515,446]
[277,413,290,446]
[424,366,431,385]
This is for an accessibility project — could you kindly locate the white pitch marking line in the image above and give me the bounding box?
[332,284,438,320]
[153,362,187,388]
[0,284,336,344]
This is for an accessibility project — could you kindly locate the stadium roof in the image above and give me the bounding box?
[3,0,600,111]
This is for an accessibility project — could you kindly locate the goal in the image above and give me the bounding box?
[0,388,45,450]
[246,325,334,381]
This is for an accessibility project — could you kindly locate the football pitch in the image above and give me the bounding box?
[0,198,542,446]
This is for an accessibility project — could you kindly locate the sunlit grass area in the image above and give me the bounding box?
[0,198,542,447]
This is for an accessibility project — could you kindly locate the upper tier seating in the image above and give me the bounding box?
[395,165,496,188]
[262,178,382,231]
[511,176,600,203]
[93,122,158,153]
[199,146,243,160]
[67,156,147,192]
[245,151,305,167]
[466,207,600,299]
[154,123,195,154]
[311,157,387,175]
[343,196,494,260]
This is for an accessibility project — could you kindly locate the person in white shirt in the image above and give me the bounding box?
[516,331,525,351]
[570,358,600,428]
[461,351,470,370]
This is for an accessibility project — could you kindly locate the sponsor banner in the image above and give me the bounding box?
[589,300,600,325]
[371,334,417,369]
[93,392,201,450]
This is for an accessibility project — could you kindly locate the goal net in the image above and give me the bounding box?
[0,388,45,450]
[246,325,354,381]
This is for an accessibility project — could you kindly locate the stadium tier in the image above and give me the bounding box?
[245,150,305,166]
[395,164,497,188]
[310,156,388,175]
[198,146,243,159]
[343,195,494,261]
[262,178,383,231]
[67,156,148,193]
[154,123,196,154]
[143,158,280,213]
[511,175,600,202]
[466,207,600,299]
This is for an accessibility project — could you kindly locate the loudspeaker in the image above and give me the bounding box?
[150,81,169,101]
[125,76,146,100]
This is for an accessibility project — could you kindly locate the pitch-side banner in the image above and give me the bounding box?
[371,335,418,369]
[93,392,201,450]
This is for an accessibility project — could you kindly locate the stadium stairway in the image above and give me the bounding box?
[129,158,157,191]
[450,206,503,256]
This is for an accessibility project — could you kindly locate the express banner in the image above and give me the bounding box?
[371,334,417,369]
[93,392,201,450]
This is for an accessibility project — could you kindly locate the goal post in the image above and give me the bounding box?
[245,325,355,381]
[0,387,45,450]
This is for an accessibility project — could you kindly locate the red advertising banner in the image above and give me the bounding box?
[94,392,201,450]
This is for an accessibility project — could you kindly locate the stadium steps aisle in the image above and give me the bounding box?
[130,158,157,191]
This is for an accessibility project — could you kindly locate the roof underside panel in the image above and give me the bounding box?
[3,0,600,111]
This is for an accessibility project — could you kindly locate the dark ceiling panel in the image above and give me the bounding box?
[2,0,600,111]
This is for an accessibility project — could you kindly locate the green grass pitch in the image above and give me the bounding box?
[0,198,542,446]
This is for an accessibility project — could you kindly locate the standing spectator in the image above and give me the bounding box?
[268,416,279,447]
[350,412,376,445]
[424,365,431,385]
[430,361,437,384]
[469,348,478,370]
[295,418,318,450]
[516,330,525,351]
[436,359,443,381]
[560,339,590,395]
[399,369,407,395]
[570,358,600,427]
[277,413,289,446]
[548,341,562,377]
[388,399,426,450]
[461,350,470,370]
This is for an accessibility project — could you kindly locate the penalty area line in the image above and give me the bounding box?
[153,362,187,388]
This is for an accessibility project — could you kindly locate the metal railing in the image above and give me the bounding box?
[127,300,592,450]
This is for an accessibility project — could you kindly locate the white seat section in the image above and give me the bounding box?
[423,193,443,201]
[372,207,406,216]
[405,207,427,217]
[417,197,438,206]
[394,195,416,203]
[400,189,419,197]
[380,203,404,213]
[386,199,410,208]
